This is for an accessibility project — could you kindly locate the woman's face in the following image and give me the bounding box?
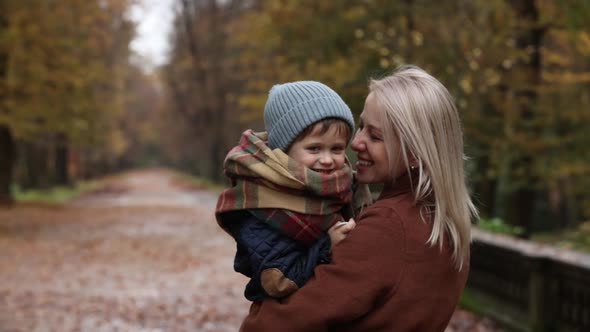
[351,92,404,185]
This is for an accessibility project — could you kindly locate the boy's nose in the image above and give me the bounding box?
[319,154,334,165]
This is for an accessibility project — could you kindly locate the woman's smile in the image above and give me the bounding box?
[356,159,374,168]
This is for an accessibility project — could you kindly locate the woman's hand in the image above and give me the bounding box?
[328,218,356,249]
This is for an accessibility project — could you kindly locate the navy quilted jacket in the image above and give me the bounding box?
[222,211,332,302]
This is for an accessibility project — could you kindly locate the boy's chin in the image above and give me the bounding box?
[313,169,335,175]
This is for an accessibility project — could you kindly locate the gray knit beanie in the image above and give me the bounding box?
[264,81,355,151]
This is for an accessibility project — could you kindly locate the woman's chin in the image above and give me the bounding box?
[355,172,372,184]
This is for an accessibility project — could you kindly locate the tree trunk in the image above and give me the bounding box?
[404,0,414,60]
[0,5,14,205]
[55,133,69,186]
[22,142,51,189]
[504,0,544,237]
[180,0,231,182]
[0,126,15,205]
[561,177,579,229]
[476,156,497,219]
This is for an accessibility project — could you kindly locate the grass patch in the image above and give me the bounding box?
[476,217,590,254]
[11,181,99,204]
[460,287,529,332]
[531,221,590,253]
[476,217,524,236]
[459,288,481,312]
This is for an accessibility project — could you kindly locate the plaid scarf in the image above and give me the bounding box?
[215,130,354,247]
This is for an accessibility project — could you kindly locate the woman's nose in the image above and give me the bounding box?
[351,134,364,152]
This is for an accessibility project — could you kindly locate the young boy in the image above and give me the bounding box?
[215,81,364,301]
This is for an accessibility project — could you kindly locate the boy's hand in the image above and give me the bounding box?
[328,218,356,249]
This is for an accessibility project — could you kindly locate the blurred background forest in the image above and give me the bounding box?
[1,0,590,242]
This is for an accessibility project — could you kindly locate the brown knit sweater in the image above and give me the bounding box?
[240,173,469,332]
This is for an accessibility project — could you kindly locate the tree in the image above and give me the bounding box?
[0,1,17,204]
[160,0,590,231]
[162,0,244,180]
[0,0,135,199]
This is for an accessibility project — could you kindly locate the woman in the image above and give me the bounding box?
[240,65,478,332]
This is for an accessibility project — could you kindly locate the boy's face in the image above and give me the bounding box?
[287,124,348,174]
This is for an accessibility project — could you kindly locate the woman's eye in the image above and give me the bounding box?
[370,135,382,141]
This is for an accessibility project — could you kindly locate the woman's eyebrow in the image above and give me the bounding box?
[366,123,382,133]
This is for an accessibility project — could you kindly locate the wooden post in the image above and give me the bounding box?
[528,258,556,331]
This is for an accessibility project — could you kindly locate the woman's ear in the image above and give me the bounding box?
[408,155,419,170]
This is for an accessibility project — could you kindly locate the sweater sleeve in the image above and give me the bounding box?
[240,207,405,332]
[226,214,332,301]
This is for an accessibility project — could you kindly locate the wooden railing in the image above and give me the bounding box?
[466,229,590,332]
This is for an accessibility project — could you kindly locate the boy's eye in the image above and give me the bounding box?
[306,146,320,152]
[332,146,345,153]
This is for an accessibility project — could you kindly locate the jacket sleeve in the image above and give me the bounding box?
[240,207,405,332]
[226,213,332,301]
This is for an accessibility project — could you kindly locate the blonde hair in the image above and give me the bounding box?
[369,65,478,270]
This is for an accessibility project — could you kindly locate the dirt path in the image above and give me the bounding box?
[0,169,500,331]
[0,169,249,331]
